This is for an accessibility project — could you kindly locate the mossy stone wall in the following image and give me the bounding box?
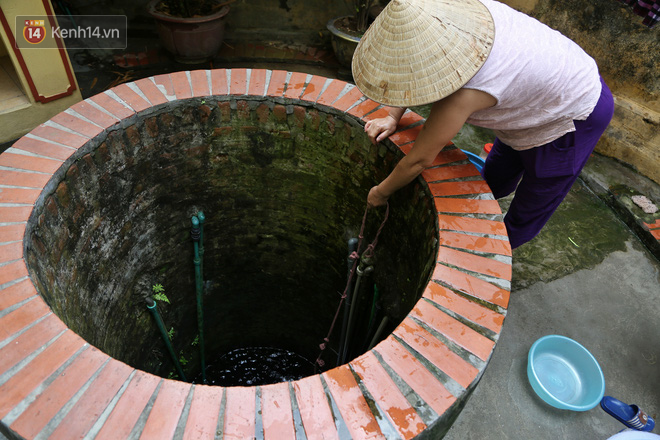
[25,96,438,379]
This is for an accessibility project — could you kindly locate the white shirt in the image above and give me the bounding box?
[464,0,602,150]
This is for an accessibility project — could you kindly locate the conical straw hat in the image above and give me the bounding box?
[352,0,494,107]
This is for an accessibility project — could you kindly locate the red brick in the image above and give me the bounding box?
[0,331,84,418]
[190,70,210,97]
[211,69,228,95]
[351,352,427,439]
[266,70,288,97]
[332,86,364,112]
[182,385,223,440]
[410,300,496,361]
[0,279,37,311]
[134,78,169,105]
[650,229,660,240]
[292,376,338,440]
[437,214,508,236]
[0,224,24,244]
[50,111,102,138]
[273,104,287,123]
[393,318,479,389]
[438,246,512,280]
[433,197,502,215]
[0,313,63,376]
[248,69,268,96]
[283,72,307,100]
[0,152,62,174]
[423,282,505,334]
[10,346,107,439]
[224,386,256,439]
[0,242,22,264]
[323,366,384,439]
[50,359,134,440]
[0,170,50,189]
[300,75,326,102]
[139,379,191,440]
[111,83,151,112]
[428,181,491,197]
[398,111,425,128]
[433,264,509,308]
[171,71,193,99]
[11,136,76,161]
[422,164,481,182]
[0,298,52,342]
[230,68,248,96]
[644,219,660,229]
[29,125,89,149]
[0,259,28,286]
[426,147,467,166]
[0,205,32,223]
[70,100,120,129]
[362,107,390,122]
[438,230,512,256]
[0,188,41,205]
[347,99,379,118]
[317,80,347,106]
[261,382,295,440]
[95,372,160,440]
[390,126,423,146]
[153,73,174,97]
[90,92,135,120]
[374,337,456,418]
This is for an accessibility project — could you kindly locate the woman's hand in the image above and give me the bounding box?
[364,116,398,145]
[367,185,389,208]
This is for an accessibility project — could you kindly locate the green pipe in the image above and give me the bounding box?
[191,216,207,384]
[146,297,187,382]
[368,316,389,351]
[361,285,381,352]
[197,211,205,282]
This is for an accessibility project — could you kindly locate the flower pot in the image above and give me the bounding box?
[326,16,361,69]
[147,0,230,64]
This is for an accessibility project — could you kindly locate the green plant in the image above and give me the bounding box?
[352,0,377,33]
[152,284,170,304]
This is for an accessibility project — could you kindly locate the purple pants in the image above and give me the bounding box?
[482,77,614,249]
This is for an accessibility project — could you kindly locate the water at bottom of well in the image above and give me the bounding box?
[198,347,315,386]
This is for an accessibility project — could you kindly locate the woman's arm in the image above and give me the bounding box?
[367,88,496,207]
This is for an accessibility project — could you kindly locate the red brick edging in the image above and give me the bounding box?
[0,69,511,439]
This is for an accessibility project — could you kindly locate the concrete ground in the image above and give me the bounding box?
[444,154,660,439]
[2,40,658,440]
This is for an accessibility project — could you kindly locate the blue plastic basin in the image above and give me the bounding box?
[527,335,605,411]
[460,149,485,173]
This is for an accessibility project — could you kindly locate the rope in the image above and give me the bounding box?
[314,202,389,370]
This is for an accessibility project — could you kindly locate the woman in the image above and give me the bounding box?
[353,0,614,248]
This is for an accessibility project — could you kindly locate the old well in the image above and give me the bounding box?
[1,69,511,439]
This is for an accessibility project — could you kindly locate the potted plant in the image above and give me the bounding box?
[327,0,383,68]
[147,0,234,64]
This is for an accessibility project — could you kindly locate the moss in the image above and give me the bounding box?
[510,182,628,290]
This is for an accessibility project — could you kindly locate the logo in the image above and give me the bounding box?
[23,19,46,45]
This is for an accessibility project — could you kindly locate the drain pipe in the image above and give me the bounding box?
[337,238,358,366]
[341,255,374,363]
[197,211,205,282]
[191,216,207,384]
[367,316,389,351]
[146,297,187,382]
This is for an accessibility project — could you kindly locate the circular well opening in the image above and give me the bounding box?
[25,95,438,385]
